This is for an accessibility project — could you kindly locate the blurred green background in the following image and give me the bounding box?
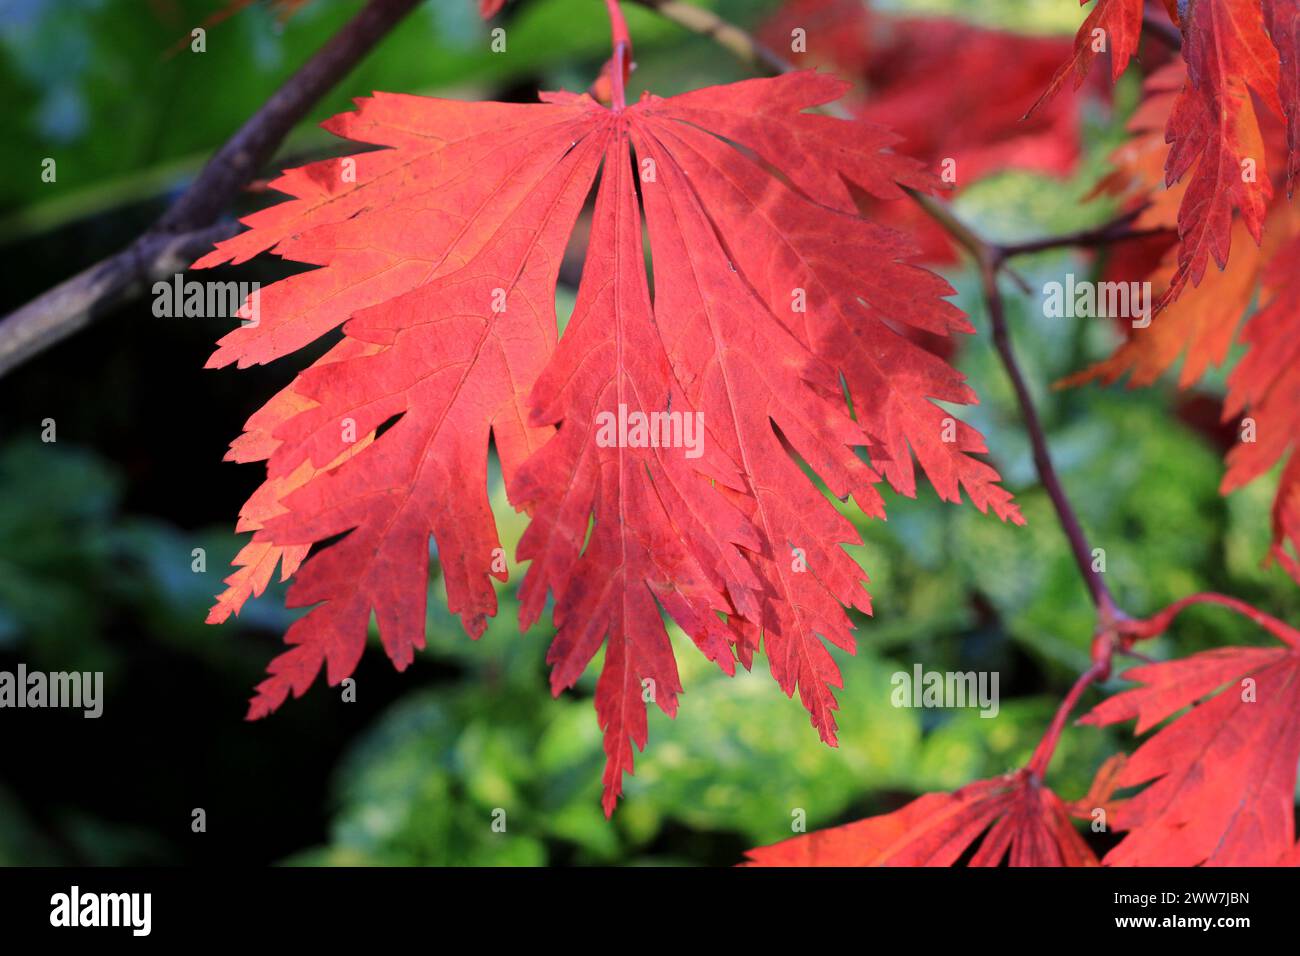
[0,0,1296,866]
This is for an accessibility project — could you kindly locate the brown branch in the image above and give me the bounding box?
[978,257,1121,624]
[0,0,423,379]
[0,222,241,378]
[996,209,1172,259]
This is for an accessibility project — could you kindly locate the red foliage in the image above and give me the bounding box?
[198,72,1017,813]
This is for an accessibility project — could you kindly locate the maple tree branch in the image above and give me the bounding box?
[907,183,1120,620]
[996,210,1172,258]
[0,0,423,378]
[0,222,241,379]
[978,256,1121,624]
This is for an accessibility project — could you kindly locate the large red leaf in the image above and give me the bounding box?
[1080,630,1300,865]
[197,72,1018,812]
[1163,0,1280,302]
[744,770,1097,866]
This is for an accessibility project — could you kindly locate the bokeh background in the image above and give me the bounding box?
[1,0,1297,866]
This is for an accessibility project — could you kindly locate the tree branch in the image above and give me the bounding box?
[0,222,241,378]
[978,256,1121,624]
[0,0,423,379]
[996,209,1171,259]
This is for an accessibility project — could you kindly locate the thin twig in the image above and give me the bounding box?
[906,188,1032,293]
[997,209,1171,259]
[629,0,792,77]
[0,0,423,378]
[979,260,1121,624]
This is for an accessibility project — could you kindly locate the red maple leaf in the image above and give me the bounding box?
[1030,0,1146,112]
[196,68,1019,813]
[1064,53,1300,577]
[1163,0,1280,302]
[1221,230,1300,570]
[1081,614,1300,865]
[1039,0,1298,306]
[744,770,1097,866]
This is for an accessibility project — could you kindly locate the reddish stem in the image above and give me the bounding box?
[1119,591,1300,649]
[603,0,632,110]
[1027,660,1108,780]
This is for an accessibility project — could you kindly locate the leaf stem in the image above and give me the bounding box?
[604,0,632,110]
[1119,591,1300,649]
[1027,660,1109,780]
